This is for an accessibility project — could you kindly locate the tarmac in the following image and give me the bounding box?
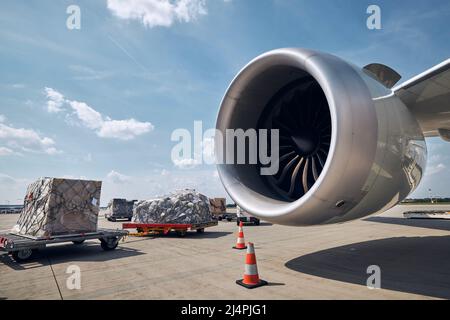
[1,204,450,300]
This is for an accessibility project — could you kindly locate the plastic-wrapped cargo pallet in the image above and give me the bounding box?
[12,177,102,238]
[105,198,136,219]
[133,189,214,224]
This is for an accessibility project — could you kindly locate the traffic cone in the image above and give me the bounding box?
[236,242,268,289]
[233,221,247,250]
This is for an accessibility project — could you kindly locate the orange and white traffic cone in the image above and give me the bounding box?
[233,221,247,250]
[236,242,268,289]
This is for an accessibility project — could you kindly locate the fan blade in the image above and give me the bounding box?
[274,151,297,180]
[319,124,331,132]
[316,153,325,168]
[276,155,299,184]
[312,156,319,181]
[318,148,328,156]
[302,158,310,193]
[288,157,304,196]
[280,151,296,162]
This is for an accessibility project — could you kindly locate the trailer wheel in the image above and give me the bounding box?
[196,228,205,233]
[12,249,34,262]
[100,237,119,251]
[227,217,232,222]
[72,240,85,245]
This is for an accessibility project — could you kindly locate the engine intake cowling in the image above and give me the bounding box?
[215,48,426,226]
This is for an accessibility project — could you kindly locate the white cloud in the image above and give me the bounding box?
[0,115,5,123]
[69,65,111,81]
[61,174,88,180]
[0,147,15,156]
[172,135,215,169]
[98,119,154,140]
[426,163,446,176]
[107,170,131,184]
[173,157,201,169]
[0,123,60,155]
[0,173,32,204]
[107,0,207,28]
[0,173,18,184]
[45,87,65,113]
[202,136,215,163]
[44,88,154,141]
[68,100,103,130]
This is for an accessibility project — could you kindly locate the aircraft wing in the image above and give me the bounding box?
[394,59,450,138]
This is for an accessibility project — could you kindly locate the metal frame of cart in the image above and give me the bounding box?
[0,228,129,262]
[122,221,218,237]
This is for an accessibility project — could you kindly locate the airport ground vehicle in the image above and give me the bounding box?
[122,221,218,237]
[217,213,236,222]
[106,213,132,222]
[236,206,260,226]
[104,199,136,222]
[0,229,128,262]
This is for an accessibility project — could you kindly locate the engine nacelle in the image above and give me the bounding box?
[215,48,427,226]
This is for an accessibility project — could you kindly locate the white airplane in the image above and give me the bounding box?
[215,48,450,226]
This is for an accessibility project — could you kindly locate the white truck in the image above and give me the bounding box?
[236,206,260,226]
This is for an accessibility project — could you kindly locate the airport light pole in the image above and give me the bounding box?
[428,188,434,204]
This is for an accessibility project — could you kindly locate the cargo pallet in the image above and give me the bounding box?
[122,221,218,237]
[0,228,129,262]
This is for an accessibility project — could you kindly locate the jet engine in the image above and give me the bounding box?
[215,48,426,226]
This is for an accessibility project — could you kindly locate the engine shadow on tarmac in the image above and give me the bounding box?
[364,216,450,232]
[285,235,450,299]
[0,242,144,271]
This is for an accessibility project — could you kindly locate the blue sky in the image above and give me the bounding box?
[1,0,450,204]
